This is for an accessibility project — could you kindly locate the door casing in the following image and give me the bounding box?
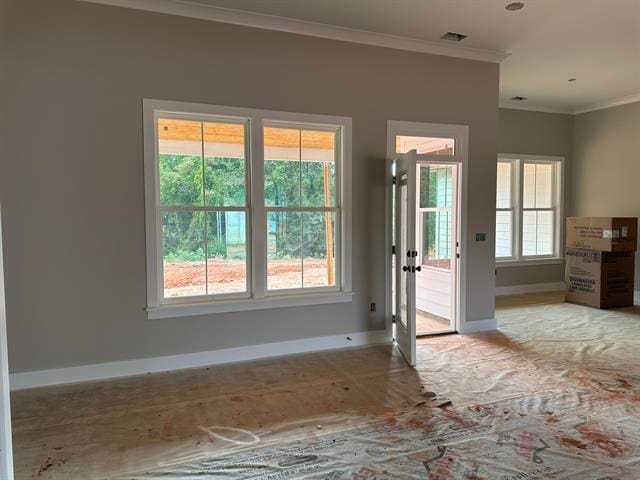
[385,121,469,338]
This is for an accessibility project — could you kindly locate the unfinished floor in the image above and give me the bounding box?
[416,309,451,335]
[12,292,640,479]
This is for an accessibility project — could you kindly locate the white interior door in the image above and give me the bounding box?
[394,151,417,366]
[0,206,14,479]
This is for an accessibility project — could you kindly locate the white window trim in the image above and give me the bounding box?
[143,99,353,319]
[496,157,519,262]
[496,153,564,267]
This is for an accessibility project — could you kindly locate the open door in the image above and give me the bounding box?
[393,150,417,366]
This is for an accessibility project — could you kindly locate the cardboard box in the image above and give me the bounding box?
[565,248,635,308]
[566,217,637,252]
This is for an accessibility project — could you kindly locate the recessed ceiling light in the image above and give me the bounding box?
[510,96,528,101]
[440,32,468,42]
[505,2,524,11]
[568,78,577,82]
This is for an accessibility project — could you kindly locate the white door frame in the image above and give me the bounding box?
[385,120,469,337]
[0,205,14,479]
[415,161,459,333]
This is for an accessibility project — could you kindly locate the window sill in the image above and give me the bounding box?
[496,258,564,268]
[147,292,354,320]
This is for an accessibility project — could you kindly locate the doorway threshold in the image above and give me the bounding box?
[417,330,457,338]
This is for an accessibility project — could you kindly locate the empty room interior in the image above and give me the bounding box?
[1,0,640,478]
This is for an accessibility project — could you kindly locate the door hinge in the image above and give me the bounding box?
[392,175,397,185]
[392,315,396,324]
[392,245,396,255]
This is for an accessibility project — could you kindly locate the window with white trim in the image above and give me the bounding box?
[264,124,339,291]
[495,155,563,262]
[143,100,352,318]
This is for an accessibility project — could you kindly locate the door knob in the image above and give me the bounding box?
[402,266,409,272]
[415,266,422,272]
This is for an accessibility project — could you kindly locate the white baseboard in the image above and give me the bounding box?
[496,281,565,296]
[459,318,497,334]
[10,330,389,391]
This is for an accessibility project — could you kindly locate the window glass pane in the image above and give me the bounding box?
[396,135,455,155]
[522,210,554,256]
[535,164,553,208]
[496,162,511,208]
[536,210,554,255]
[522,211,536,255]
[420,165,452,209]
[206,211,247,294]
[203,121,246,207]
[523,162,554,209]
[301,130,335,207]
[158,118,203,206]
[162,211,205,298]
[522,163,536,209]
[398,175,408,329]
[267,211,302,290]
[264,127,301,207]
[303,211,336,287]
[495,211,513,258]
[421,211,451,269]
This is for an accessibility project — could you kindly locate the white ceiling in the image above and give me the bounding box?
[87,0,640,113]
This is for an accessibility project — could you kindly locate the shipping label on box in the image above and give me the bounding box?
[566,217,638,252]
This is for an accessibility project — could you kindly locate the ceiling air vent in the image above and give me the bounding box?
[440,32,468,42]
[505,2,525,11]
[510,96,528,101]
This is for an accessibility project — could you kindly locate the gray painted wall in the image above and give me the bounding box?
[496,108,574,288]
[572,102,640,289]
[0,0,499,373]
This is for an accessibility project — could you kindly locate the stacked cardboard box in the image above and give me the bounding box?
[565,217,638,308]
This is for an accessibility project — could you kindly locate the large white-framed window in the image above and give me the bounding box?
[144,99,352,319]
[496,154,564,264]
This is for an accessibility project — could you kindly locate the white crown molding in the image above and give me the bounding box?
[79,0,509,63]
[573,92,640,115]
[499,103,573,115]
[501,92,640,116]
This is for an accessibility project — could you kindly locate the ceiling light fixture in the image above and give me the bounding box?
[505,2,524,11]
[440,32,468,42]
[510,96,528,101]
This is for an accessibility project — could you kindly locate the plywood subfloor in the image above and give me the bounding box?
[11,291,640,479]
